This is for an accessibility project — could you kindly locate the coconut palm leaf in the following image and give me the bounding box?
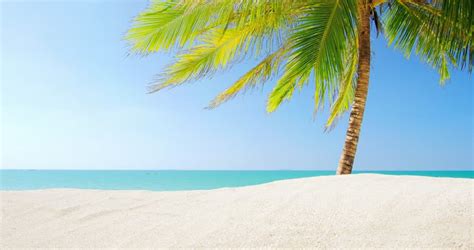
[326,37,358,128]
[384,0,472,82]
[208,45,289,108]
[137,0,301,92]
[126,1,224,53]
[267,0,357,113]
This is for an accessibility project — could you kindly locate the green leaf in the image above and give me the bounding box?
[267,0,357,113]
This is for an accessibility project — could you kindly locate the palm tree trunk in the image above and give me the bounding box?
[336,1,371,175]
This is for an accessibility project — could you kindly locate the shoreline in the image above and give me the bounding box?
[2,171,473,192]
[1,174,473,248]
[1,172,473,192]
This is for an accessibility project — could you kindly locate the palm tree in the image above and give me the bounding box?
[126,0,472,174]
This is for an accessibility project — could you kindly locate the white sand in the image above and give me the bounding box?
[1,174,473,248]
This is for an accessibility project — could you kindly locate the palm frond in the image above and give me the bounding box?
[384,0,473,83]
[267,0,357,113]
[435,0,473,72]
[148,5,294,92]
[146,0,301,92]
[326,37,358,128]
[126,0,302,55]
[208,45,288,108]
[126,1,228,53]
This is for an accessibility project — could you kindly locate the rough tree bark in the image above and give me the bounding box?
[336,0,371,175]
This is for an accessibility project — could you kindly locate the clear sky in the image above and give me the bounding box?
[1,1,472,171]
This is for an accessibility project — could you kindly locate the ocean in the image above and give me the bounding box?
[1,170,472,191]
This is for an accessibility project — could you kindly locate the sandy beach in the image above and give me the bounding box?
[1,174,472,248]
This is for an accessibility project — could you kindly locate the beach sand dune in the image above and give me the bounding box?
[1,174,473,248]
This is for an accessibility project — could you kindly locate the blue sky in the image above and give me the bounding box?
[1,1,472,170]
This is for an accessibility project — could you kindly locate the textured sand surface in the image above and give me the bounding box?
[1,174,473,248]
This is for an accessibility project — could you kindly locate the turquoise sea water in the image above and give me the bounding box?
[0,170,472,191]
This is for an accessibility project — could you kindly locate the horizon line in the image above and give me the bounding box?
[1,169,472,172]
